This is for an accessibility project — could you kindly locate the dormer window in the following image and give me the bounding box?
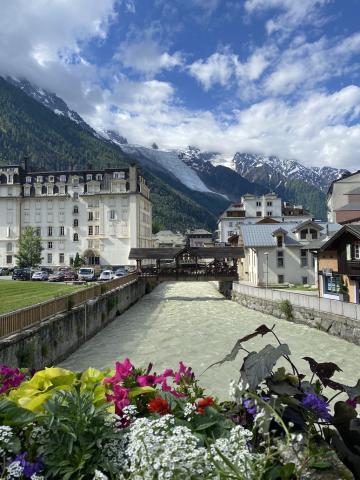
[113,171,125,179]
[86,174,92,181]
[310,229,318,240]
[300,229,307,240]
[7,175,13,184]
[36,176,43,183]
[60,175,66,182]
[26,176,32,184]
[72,177,79,187]
[48,176,55,183]
[96,174,102,181]
[277,236,283,247]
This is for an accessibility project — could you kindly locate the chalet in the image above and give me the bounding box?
[318,224,360,303]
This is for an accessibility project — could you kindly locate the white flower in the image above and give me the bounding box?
[30,475,45,480]
[93,470,108,480]
[183,402,196,419]
[6,461,23,479]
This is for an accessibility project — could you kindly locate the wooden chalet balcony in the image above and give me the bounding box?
[345,260,360,276]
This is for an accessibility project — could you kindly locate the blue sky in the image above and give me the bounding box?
[0,0,359,169]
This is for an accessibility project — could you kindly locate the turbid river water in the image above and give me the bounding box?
[62,282,360,398]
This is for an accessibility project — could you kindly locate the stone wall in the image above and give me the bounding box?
[0,279,154,368]
[232,289,360,346]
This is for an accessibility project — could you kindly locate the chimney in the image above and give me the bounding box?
[129,163,137,192]
[22,155,30,173]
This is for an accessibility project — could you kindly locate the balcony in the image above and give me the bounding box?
[346,260,360,276]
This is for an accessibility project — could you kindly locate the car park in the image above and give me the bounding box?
[99,270,115,281]
[48,272,65,282]
[12,268,32,281]
[78,267,96,282]
[32,271,49,281]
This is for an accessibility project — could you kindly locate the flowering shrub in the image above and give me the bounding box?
[0,325,358,479]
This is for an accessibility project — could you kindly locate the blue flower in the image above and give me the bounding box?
[301,393,331,421]
[14,452,43,478]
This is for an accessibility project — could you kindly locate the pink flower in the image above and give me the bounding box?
[106,385,130,414]
[103,358,133,385]
[173,362,194,385]
[137,375,157,387]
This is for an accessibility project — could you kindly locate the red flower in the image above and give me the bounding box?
[196,396,214,414]
[148,397,171,415]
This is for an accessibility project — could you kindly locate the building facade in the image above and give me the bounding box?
[0,164,152,269]
[327,171,360,224]
[186,229,213,247]
[318,224,360,304]
[238,220,339,287]
[218,193,312,244]
[154,230,186,248]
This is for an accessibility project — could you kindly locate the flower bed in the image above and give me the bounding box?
[0,324,359,479]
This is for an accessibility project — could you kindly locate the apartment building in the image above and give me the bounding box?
[218,193,312,243]
[327,171,360,223]
[0,163,152,268]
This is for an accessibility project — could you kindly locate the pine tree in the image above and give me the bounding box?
[15,226,43,268]
[73,252,84,270]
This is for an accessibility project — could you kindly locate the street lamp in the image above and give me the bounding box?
[264,252,269,288]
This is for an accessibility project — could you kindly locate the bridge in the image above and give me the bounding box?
[128,246,244,281]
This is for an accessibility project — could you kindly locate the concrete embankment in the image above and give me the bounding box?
[0,279,155,369]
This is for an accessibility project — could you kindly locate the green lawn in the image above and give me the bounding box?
[0,280,86,315]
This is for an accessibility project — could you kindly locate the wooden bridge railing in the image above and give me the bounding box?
[0,273,138,339]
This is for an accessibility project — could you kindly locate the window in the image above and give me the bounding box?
[228,221,233,227]
[277,236,283,247]
[24,186,30,196]
[73,205,79,214]
[72,177,79,187]
[7,187,12,196]
[73,192,79,199]
[36,227,41,237]
[95,225,100,235]
[47,226,52,237]
[36,176,43,183]
[256,201,261,207]
[267,201,272,207]
[96,174,102,181]
[86,174,92,181]
[59,226,64,236]
[47,200,53,209]
[26,176,32,184]
[88,211,94,221]
[47,253,52,264]
[47,241,53,249]
[59,253,64,264]
[277,250,284,267]
[73,219,79,227]
[324,275,340,294]
[278,274,284,284]
[300,229,307,240]
[354,243,360,260]
[35,214,41,224]
[302,276,308,285]
[47,186,53,195]
[6,242,12,252]
[60,175,66,182]
[88,226,93,236]
[267,211,272,216]
[110,209,116,220]
[73,233,79,242]
[310,229,318,240]
[256,211,261,217]
[48,176,54,183]
[300,250,308,267]
[59,185,65,195]
[113,171,125,179]
[6,255,12,264]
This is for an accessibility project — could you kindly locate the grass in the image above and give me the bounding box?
[0,280,87,315]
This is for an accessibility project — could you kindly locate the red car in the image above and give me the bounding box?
[63,271,78,281]
[48,272,65,282]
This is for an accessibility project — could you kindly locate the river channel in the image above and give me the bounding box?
[61,282,360,398]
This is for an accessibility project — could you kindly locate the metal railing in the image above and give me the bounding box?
[0,273,138,339]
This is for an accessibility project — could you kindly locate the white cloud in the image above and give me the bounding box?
[188,52,236,90]
[244,0,329,36]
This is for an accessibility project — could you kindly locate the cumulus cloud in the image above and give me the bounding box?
[244,0,329,36]
[115,28,184,76]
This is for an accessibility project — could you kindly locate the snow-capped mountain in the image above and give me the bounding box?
[97,129,128,145]
[233,153,349,192]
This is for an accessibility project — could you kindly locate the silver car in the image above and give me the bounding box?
[32,271,48,281]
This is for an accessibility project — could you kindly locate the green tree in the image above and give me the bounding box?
[73,252,84,270]
[15,226,43,268]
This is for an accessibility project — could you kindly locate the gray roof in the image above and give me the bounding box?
[292,219,324,232]
[336,203,360,211]
[240,223,301,247]
[348,187,360,194]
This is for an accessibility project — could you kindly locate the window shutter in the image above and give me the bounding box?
[346,244,351,260]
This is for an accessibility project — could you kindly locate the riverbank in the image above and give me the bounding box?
[61,281,360,399]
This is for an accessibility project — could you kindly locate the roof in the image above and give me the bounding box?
[129,246,244,260]
[187,229,212,235]
[327,170,360,197]
[335,203,360,211]
[240,223,302,247]
[348,187,360,194]
[319,224,360,251]
[291,219,323,232]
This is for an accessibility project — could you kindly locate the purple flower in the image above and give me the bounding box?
[14,453,42,478]
[243,399,257,416]
[301,393,331,421]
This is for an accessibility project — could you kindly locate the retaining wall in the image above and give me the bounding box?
[0,279,152,368]
[232,283,360,345]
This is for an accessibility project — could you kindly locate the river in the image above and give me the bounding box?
[61,282,360,398]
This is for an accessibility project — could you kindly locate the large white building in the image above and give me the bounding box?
[218,193,313,243]
[327,171,360,224]
[0,163,152,269]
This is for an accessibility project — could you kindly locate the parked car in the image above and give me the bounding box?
[114,268,127,277]
[63,271,78,281]
[48,272,65,282]
[99,270,115,281]
[41,266,54,274]
[0,267,11,276]
[12,268,32,281]
[32,271,49,281]
[78,267,96,282]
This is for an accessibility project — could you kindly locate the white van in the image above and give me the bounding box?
[78,267,96,281]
